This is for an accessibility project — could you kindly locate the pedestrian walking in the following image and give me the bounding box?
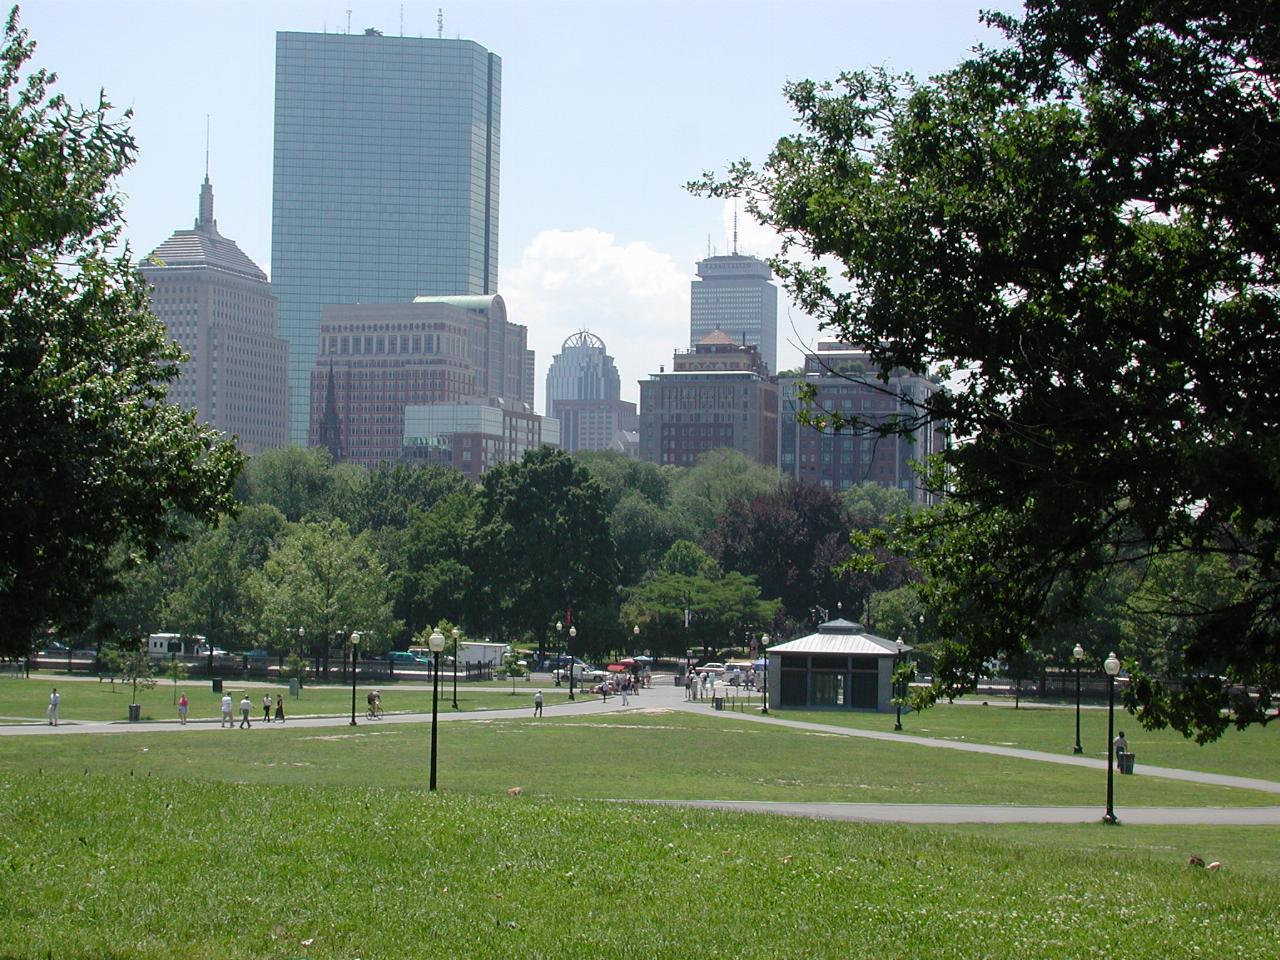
[177,693,189,725]
[533,689,544,717]
[47,687,60,726]
[262,693,273,723]
[274,694,286,723]
[620,681,629,706]
[219,693,233,728]
[684,672,692,701]
[1113,730,1129,760]
[238,695,252,729]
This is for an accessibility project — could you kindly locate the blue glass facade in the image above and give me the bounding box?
[272,30,501,443]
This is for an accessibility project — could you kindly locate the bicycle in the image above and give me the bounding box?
[366,699,383,720]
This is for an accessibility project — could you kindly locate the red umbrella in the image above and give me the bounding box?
[617,657,637,666]
[606,663,628,672]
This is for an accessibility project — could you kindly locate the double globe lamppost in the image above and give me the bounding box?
[348,631,361,727]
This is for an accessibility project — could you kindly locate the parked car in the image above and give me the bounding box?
[387,651,431,667]
[697,662,726,675]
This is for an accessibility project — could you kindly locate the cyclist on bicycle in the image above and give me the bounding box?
[366,689,382,719]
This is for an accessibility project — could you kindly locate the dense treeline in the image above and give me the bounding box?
[76,446,917,665]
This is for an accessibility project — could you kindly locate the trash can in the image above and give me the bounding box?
[289,677,300,698]
[128,703,141,722]
[1119,752,1136,775]
[211,677,223,693]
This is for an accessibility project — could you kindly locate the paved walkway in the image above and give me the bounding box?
[7,675,1279,824]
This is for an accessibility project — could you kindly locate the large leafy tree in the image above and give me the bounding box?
[700,1,1279,739]
[0,11,242,657]
[470,447,619,649]
[705,480,854,623]
[250,519,399,673]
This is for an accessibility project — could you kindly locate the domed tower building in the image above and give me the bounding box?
[544,331,637,454]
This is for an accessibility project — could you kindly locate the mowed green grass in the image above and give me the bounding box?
[0,677,569,723]
[779,700,1280,780]
[1,774,1277,959]
[1,710,1273,808]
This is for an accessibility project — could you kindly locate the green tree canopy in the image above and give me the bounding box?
[250,519,400,671]
[470,447,620,645]
[0,12,243,656]
[700,0,1279,739]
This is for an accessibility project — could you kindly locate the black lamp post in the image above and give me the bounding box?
[568,625,577,701]
[894,637,905,731]
[555,620,563,687]
[349,631,360,726]
[760,633,769,715]
[451,627,460,710]
[429,628,445,791]
[1103,650,1120,824]
[1072,643,1085,754]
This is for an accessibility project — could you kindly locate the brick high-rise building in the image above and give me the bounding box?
[778,342,945,503]
[142,177,288,453]
[639,330,777,467]
[307,294,534,469]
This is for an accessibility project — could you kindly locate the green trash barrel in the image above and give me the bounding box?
[212,677,223,693]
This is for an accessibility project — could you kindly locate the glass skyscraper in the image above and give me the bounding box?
[272,29,501,444]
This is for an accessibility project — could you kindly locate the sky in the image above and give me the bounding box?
[19,0,1019,411]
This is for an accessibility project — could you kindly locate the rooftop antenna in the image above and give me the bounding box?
[400,5,404,35]
[706,234,711,258]
[204,114,210,179]
[437,8,444,38]
[733,202,739,255]
[346,7,352,34]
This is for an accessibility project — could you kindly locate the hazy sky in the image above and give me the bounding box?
[20,0,1018,410]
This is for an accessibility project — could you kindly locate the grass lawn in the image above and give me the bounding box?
[0,676,571,723]
[1,710,1273,809]
[777,700,1280,780]
[1,774,1276,959]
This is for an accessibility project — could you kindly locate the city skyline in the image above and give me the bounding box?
[21,0,1020,415]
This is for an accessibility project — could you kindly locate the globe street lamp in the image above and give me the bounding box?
[894,637,907,730]
[1103,650,1121,824]
[451,627,460,710]
[349,631,361,727]
[428,628,446,791]
[760,633,769,715]
[633,624,641,688]
[555,620,563,687]
[1072,643,1085,754]
[568,625,577,701]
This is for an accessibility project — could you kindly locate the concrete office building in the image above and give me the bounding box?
[309,294,530,469]
[402,403,560,481]
[639,330,777,467]
[544,331,637,453]
[690,253,778,376]
[778,342,945,504]
[142,177,288,453]
[272,28,501,444]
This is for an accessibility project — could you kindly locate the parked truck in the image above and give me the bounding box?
[457,641,510,668]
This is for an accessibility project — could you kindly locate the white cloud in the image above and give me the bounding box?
[502,227,692,412]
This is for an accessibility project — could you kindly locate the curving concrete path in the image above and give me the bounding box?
[7,674,1279,824]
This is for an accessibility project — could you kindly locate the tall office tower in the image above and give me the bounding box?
[544,332,636,454]
[142,177,288,454]
[777,342,945,504]
[639,330,778,467]
[690,252,778,375]
[272,28,501,444]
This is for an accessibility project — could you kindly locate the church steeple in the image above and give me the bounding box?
[318,357,343,462]
[195,176,217,234]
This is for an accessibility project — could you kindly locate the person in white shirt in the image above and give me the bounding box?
[220,693,233,728]
[239,695,252,729]
[47,688,60,726]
